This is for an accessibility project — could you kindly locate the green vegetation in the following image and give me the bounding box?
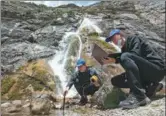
[92,39,117,52]
[72,107,91,114]
[1,60,55,100]
[103,88,126,109]
[1,76,16,96]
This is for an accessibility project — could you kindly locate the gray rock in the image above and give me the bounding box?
[7,106,21,113]
[22,103,30,108]
[1,102,11,108]
[1,0,165,75]
[12,100,22,108]
[31,97,51,115]
[90,67,126,109]
[1,42,55,72]
[118,13,139,20]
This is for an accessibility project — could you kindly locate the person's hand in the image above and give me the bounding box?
[64,87,69,96]
[91,80,100,87]
[101,57,116,64]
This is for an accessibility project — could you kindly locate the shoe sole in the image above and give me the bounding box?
[122,97,151,109]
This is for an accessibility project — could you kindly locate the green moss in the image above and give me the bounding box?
[7,74,45,100]
[72,107,90,114]
[1,76,16,96]
[21,73,45,91]
[92,39,117,52]
[8,90,22,100]
[103,88,126,109]
[88,32,99,37]
[18,65,25,71]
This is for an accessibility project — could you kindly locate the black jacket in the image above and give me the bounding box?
[66,67,101,89]
[108,35,164,69]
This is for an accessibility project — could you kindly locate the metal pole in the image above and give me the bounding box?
[62,94,66,116]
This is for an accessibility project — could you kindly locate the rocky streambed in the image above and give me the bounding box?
[1,93,165,116]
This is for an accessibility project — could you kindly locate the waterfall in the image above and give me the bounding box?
[48,17,111,98]
[77,35,82,59]
[48,32,79,98]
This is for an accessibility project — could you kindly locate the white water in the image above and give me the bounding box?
[77,35,82,59]
[77,18,102,35]
[48,32,79,98]
[48,17,112,98]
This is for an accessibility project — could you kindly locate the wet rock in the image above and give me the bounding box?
[12,100,22,108]
[31,97,51,115]
[7,106,21,113]
[1,102,11,108]
[22,103,30,108]
[91,68,126,109]
[49,93,57,102]
[54,103,63,109]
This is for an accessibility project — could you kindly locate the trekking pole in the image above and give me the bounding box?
[62,93,66,116]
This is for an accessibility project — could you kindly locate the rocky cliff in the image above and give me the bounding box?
[1,1,165,115]
[1,0,165,74]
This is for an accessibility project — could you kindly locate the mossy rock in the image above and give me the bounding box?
[91,39,117,52]
[103,88,126,109]
[92,86,126,109]
[1,76,16,96]
[1,59,55,100]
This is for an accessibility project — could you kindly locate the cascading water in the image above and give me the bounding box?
[77,35,82,59]
[48,32,79,98]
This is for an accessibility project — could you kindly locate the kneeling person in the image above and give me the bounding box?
[64,58,101,105]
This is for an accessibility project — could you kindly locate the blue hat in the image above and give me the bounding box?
[76,58,86,67]
[105,29,120,42]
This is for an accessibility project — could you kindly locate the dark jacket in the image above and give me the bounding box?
[66,67,101,89]
[108,35,164,69]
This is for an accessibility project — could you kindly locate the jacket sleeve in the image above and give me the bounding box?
[66,72,77,89]
[107,53,122,63]
[129,37,142,56]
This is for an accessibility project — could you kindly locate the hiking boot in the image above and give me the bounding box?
[78,96,88,106]
[145,83,163,98]
[119,93,151,109]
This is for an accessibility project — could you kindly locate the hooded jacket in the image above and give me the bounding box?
[108,35,164,69]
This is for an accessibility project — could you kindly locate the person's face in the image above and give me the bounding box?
[111,34,125,48]
[111,34,121,45]
[78,65,87,72]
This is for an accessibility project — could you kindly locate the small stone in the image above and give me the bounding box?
[63,13,68,18]
[7,106,21,113]
[22,103,30,108]
[1,102,11,108]
[93,105,98,108]
[31,98,51,115]
[12,100,22,108]
[54,103,63,109]
[25,99,30,103]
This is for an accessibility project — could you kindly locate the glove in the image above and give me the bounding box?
[90,75,100,87]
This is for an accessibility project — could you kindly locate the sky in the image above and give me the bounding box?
[25,1,100,7]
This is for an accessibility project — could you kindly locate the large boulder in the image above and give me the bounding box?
[30,93,52,115]
[1,59,55,100]
[91,67,126,109]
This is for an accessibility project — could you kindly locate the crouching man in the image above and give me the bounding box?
[64,58,101,105]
